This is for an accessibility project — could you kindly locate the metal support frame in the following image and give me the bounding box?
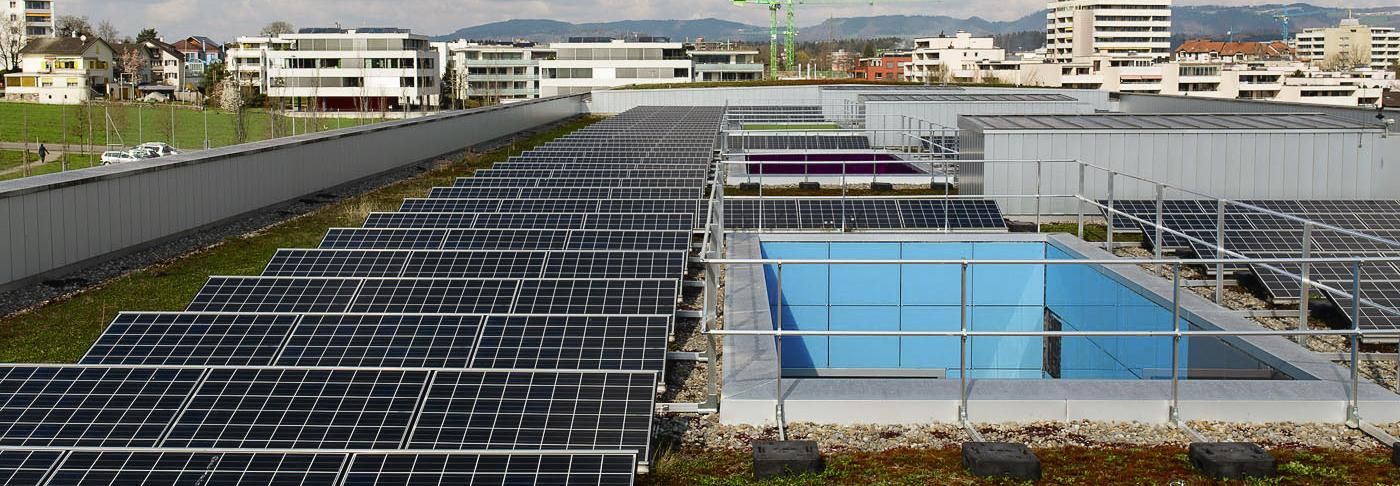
[1215,199,1226,304]
[1106,171,1116,251]
[1299,222,1313,346]
[774,262,787,440]
[1076,162,1086,240]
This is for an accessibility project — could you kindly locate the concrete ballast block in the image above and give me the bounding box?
[1189,442,1277,480]
[752,440,823,479]
[871,182,894,192]
[1391,442,1398,467]
[739,182,760,191]
[962,442,1042,481]
[798,181,821,190]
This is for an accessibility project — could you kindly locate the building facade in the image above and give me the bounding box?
[1296,18,1400,71]
[1,0,55,69]
[112,40,185,99]
[171,36,225,91]
[1046,0,1172,64]
[538,37,691,96]
[3,35,113,104]
[444,41,554,101]
[851,52,912,81]
[906,32,1006,83]
[233,28,440,112]
[688,45,763,82]
[1174,40,1292,62]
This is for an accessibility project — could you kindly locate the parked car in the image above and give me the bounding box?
[100,151,139,166]
[127,148,160,159]
[138,142,179,157]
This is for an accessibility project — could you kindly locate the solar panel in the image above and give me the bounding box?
[543,251,686,279]
[442,229,571,250]
[0,449,63,485]
[348,279,519,314]
[723,199,1008,231]
[473,213,587,229]
[277,315,483,368]
[265,249,411,277]
[563,230,690,251]
[473,316,670,372]
[321,229,447,250]
[398,198,502,214]
[342,452,637,486]
[513,280,677,315]
[164,368,429,449]
[187,277,362,313]
[48,451,347,485]
[364,213,479,229]
[405,371,657,454]
[81,313,298,366]
[453,178,701,189]
[0,366,202,447]
[400,251,549,279]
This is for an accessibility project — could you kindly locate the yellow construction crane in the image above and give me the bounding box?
[731,0,937,76]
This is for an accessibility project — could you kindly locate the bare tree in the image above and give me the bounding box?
[55,15,93,38]
[216,78,247,143]
[0,17,24,71]
[119,47,149,100]
[96,20,120,42]
[1321,44,1370,71]
[259,21,296,37]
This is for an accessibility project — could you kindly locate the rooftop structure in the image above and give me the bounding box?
[1046,0,1173,64]
[1296,18,1400,71]
[538,38,692,96]
[906,31,1005,83]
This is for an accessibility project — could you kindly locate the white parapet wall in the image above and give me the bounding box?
[0,94,587,291]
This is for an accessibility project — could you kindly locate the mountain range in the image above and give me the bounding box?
[433,3,1400,44]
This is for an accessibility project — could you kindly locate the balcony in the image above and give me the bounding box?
[465,59,541,66]
[694,63,765,73]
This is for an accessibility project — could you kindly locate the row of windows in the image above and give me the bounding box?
[555,47,687,61]
[271,76,436,88]
[292,38,430,52]
[283,58,435,69]
[616,67,689,79]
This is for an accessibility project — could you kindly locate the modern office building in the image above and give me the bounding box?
[538,37,692,96]
[444,41,554,101]
[905,32,1006,83]
[688,44,763,82]
[1296,18,1400,71]
[1045,0,1172,64]
[233,28,440,112]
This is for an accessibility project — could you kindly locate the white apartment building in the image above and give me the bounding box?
[538,37,692,96]
[3,35,113,104]
[688,46,763,82]
[905,31,1006,82]
[1046,0,1172,64]
[240,28,440,112]
[1296,18,1400,71]
[225,36,293,91]
[444,41,554,101]
[2,0,55,69]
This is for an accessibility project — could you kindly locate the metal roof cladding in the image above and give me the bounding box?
[859,93,1080,102]
[960,113,1380,131]
[819,85,967,91]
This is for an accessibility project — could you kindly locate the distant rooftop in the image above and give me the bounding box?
[296,27,411,34]
[960,113,1376,131]
[860,93,1078,102]
[819,85,965,91]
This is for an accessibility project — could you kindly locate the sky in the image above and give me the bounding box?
[62,0,1399,42]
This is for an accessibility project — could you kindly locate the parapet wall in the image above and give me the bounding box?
[0,94,586,291]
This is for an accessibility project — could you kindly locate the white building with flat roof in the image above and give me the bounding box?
[538,37,692,96]
[1,0,55,69]
[905,31,1006,83]
[444,41,555,102]
[1046,0,1172,64]
[688,46,763,82]
[257,28,440,112]
[1296,18,1400,71]
[225,36,293,92]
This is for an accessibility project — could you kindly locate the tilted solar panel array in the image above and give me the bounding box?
[0,106,722,484]
[1105,200,1400,331]
[724,198,1008,231]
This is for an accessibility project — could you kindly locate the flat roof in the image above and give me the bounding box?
[860,93,1078,103]
[961,113,1377,131]
[819,85,965,91]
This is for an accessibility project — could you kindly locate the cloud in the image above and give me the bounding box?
[60,0,1395,42]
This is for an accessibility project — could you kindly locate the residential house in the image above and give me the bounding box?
[906,32,1007,83]
[3,35,114,104]
[443,41,554,101]
[688,43,763,82]
[112,39,185,99]
[852,51,913,81]
[263,28,440,111]
[1174,40,1293,63]
[171,35,225,91]
[225,35,293,92]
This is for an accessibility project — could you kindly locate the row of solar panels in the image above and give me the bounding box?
[0,106,724,484]
[727,135,872,151]
[1105,200,1400,331]
[362,212,696,231]
[724,198,1008,231]
[0,449,638,485]
[397,198,703,217]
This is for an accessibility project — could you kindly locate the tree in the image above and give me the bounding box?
[199,62,229,97]
[96,20,120,43]
[259,21,295,37]
[136,28,159,43]
[216,78,248,143]
[118,47,149,99]
[55,15,92,38]
[0,17,24,72]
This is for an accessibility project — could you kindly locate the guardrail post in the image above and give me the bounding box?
[1035,160,1044,232]
[775,262,786,440]
[1106,171,1117,251]
[1299,222,1313,346]
[758,160,765,233]
[1077,162,1086,240]
[1170,262,1183,424]
[1347,261,1362,427]
[959,261,970,424]
[1215,199,1226,304]
[1153,184,1165,262]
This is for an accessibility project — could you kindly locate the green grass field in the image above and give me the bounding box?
[0,116,602,364]
[0,101,386,151]
[0,150,99,181]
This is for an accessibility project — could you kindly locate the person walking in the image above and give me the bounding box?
[37,144,49,163]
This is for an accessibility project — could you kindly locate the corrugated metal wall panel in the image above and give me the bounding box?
[0,95,585,290]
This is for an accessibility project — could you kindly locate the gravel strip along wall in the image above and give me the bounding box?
[0,95,586,292]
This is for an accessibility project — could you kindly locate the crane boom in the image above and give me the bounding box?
[732,0,931,76]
